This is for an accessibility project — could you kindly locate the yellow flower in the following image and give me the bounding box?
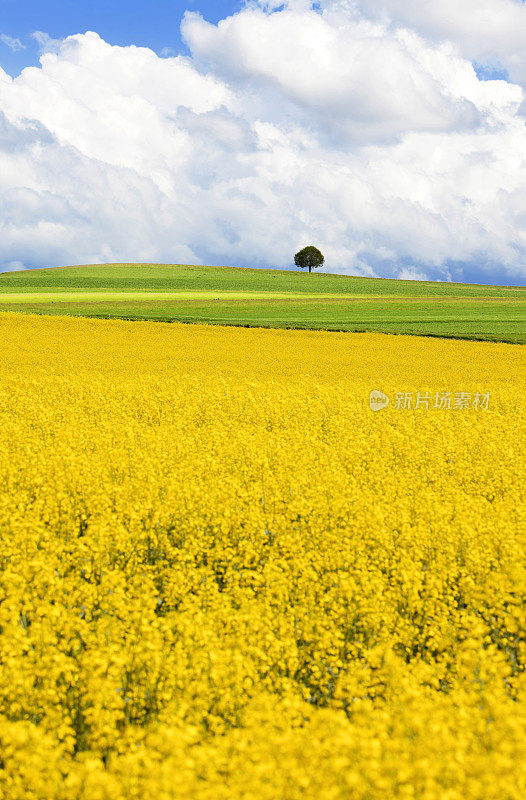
[0,312,524,799]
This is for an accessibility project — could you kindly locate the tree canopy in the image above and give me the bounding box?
[294,246,325,273]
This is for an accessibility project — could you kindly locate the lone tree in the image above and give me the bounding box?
[294,245,324,273]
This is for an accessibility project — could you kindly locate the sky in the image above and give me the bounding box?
[1,0,526,284]
[0,1,243,75]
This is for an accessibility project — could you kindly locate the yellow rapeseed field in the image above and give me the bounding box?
[0,312,524,800]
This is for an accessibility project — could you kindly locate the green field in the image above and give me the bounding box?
[0,263,524,342]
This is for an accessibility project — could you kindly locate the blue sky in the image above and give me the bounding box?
[0,0,242,76]
[0,0,525,284]
[0,0,513,84]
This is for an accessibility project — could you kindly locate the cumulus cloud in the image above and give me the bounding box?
[353,0,526,88]
[182,7,488,144]
[0,3,525,283]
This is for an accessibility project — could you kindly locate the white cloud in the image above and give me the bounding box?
[0,6,525,283]
[31,31,63,54]
[0,34,25,52]
[182,9,488,144]
[398,267,430,281]
[353,0,526,88]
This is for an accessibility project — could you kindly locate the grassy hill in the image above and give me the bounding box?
[0,263,524,343]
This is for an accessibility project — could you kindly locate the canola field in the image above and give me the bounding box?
[0,312,525,800]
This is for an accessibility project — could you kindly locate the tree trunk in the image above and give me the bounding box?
[309,265,312,273]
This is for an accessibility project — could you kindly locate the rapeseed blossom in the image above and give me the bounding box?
[0,313,524,799]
